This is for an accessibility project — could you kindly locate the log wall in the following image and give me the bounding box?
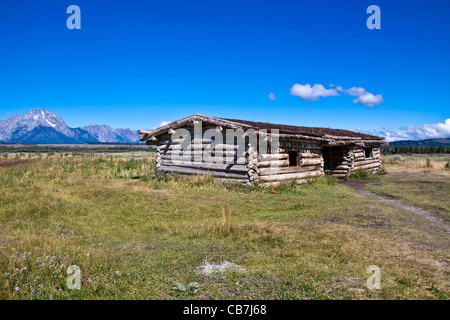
[349,147,382,173]
[153,125,253,184]
[324,146,353,177]
[322,146,382,177]
[150,123,382,184]
[255,139,324,186]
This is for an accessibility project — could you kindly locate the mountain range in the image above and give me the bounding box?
[387,138,450,147]
[0,109,140,144]
[2,109,448,146]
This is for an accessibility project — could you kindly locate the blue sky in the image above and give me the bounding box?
[0,0,449,141]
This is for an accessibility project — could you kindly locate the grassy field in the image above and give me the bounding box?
[368,155,450,222]
[0,153,448,300]
[382,154,450,170]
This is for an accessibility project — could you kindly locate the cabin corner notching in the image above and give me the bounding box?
[138,114,387,186]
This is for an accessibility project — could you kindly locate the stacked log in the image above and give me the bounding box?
[350,147,382,173]
[151,124,382,184]
[373,148,381,159]
[279,140,322,151]
[256,150,323,184]
[155,145,161,169]
[159,166,249,180]
[247,142,259,183]
[154,125,250,183]
[258,170,322,183]
[324,147,352,177]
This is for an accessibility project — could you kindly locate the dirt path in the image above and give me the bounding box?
[340,180,450,232]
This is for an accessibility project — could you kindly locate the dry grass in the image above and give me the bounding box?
[383,154,450,172]
[367,157,450,223]
[0,153,448,300]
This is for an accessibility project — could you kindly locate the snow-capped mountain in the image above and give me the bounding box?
[0,108,140,144]
[81,124,140,143]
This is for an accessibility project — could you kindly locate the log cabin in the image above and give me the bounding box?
[138,114,387,186]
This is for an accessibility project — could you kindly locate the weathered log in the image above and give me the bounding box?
[259,165,321,176]
[258,160,290,168]
[352,162,381,171]
[159,143,242,151]
[299,153,321,158]
[279,145,323,151]
[158,165,249,179]
[259,153,289,161]
[152,138,214,146]
[160,155,241,164]
[259,178,310,187]
[300,158,323,166]
[247,149,258,159]
[258,170,322,182]
[162,150,237,157]
[148,137,216,145]
[330,169,349,174]
[215,177,249,183]
[353,159,380,166]
[159,160,249,173]
[334,164,351,170]
[247,143,258,175]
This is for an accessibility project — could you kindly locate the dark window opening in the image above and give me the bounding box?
[288,151,298,166]
[364,148,372,158]
[323,147,331,170]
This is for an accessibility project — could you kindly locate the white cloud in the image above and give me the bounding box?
[159,121,170,127]
[400,119,450,140]
[269,92,276,101]
[357,119,450,142]
[353,92,384,108]
[149,121,171,130]
[290,83,339,101]
[346,87,367,97]
[344,86,384,107]
[289,83,384,107]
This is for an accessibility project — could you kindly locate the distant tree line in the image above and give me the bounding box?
[381,145,450,154]
[0,145,155,154]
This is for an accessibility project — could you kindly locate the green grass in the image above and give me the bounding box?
[366,173,450,223]
[346,170,378,180]
[0,155,448,300]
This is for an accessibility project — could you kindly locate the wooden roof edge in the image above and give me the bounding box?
[323,134,361,140]
[138,114,387,144]
[138,114,255,141]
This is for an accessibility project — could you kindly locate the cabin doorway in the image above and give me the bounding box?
[323,147,331,171]
[322,146,346,172]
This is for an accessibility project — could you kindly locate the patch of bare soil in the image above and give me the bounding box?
[0,159,35,168]
[339,180,376,194]
[339,179,449,232]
